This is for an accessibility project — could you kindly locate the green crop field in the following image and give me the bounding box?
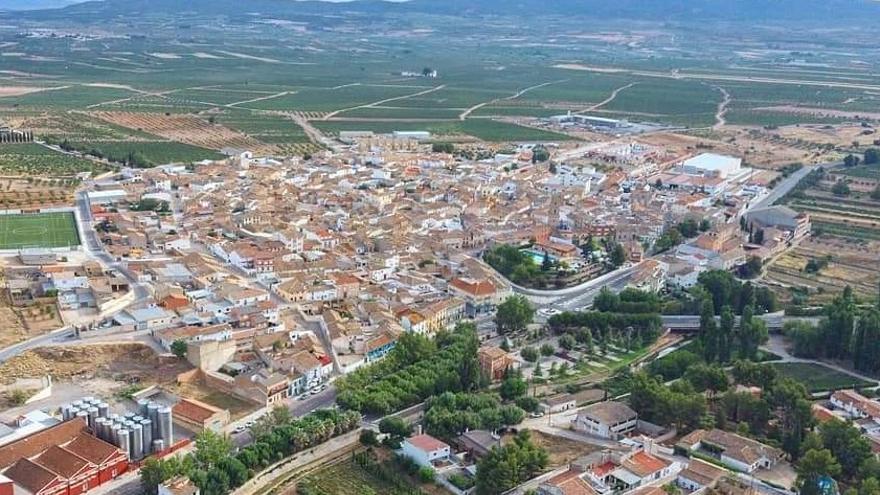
[0,212,80,249]
[0,144,110,176]
[770,362,874,392]
[62,141,223,166]
[316,119,575,142]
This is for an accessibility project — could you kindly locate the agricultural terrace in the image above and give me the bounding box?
[0,211,80,249]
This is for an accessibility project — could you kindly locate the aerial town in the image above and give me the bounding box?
[1,1,880,495]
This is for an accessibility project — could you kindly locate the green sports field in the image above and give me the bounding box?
[0,212,81,249]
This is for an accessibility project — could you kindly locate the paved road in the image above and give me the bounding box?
[748,160,842,213]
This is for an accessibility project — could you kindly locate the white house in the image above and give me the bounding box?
[400,434,451,470]
[572,401,638,440]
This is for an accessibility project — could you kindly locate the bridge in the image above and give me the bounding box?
[661,312,819,332]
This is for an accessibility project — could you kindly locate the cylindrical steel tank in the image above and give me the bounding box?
[132,423,144,460]
[141,419,153,452]
[137,399,150,416]
[97,402,110,418]
[158,407,172,444]
[87,407,99,428]
[117,429,130,459]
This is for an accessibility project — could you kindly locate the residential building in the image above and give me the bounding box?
[573,401,638,440]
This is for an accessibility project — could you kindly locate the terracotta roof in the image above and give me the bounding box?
[173,398,223,424]
[450,278,496,297]
[4,458,59,494]
[623,451,669,478]
[64,433,122,466]
[33,446,89,479]
[544,470,597,495]
[0,418,87,469]
[679,458,727,487]
[406,434,449,453]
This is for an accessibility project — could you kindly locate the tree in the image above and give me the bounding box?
[832,180,851,196]
[683,363,729,395]
[520,346,538,362]
[608,242,627,267]
[359,429,378,446]
[797,449,841,495]
[170,339,188,359]
[379,417,413,448]
[700,298,719,363]
[540,251,553,272]
[852,308,880,374]
[540,343,555,356]
[500,369,527,400]
[844,154,861,168]
[558,333,576,351]
[419,466,436,483]
[820,419,872,480]
[865,148,879,165]
[531,147,550,163]
[495,295,535,335]
[594,286,619,312]
[475,431,548,495]
[718,306,735,363]
[193,430,233,470]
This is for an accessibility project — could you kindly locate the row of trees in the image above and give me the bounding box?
[699,296,768,363]
[335,324,481,414]
[141,407,361,495]
[786,286,880,374]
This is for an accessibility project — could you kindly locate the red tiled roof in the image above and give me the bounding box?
[33,446,90,479]
[406,434,449,453]
[173,398,222,424]
[4,458,59,494]
[0,418,87,469]
[450,278,496,297]
[64,434,122,466]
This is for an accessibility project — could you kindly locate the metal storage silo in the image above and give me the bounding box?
[158,407,173,444]
[141,419,153,452]
[87,407,99,428]
[117,429,130,459]
[132,423,144,460]
[75,410,89,425]
[97,402,110,418]
[137,399,150,416]
[147,403,160,437]
[60,404,72,421]
[151,439,164,454]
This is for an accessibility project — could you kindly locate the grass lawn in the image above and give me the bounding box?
[770,362,874,392]
[0,212,80,249]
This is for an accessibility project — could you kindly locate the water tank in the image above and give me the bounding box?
[72,399,84,409]
[98,402,110,418]
[75,410,89,425]
[132,423,144,460]
[124,412,136,421]
[151,439,164,454]
[158,407,173,444]
[60,404,72,421]
[133,415,144,423]
[117,429,130,459]
[137,399,150,416]
[141,419,153,452]
[82,396,95,405]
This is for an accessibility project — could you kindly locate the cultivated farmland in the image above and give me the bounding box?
[89,111,274,154]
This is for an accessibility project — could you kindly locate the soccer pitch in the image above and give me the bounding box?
[0,212,81,250]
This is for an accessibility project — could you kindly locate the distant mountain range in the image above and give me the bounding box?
[7,0,880,23]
